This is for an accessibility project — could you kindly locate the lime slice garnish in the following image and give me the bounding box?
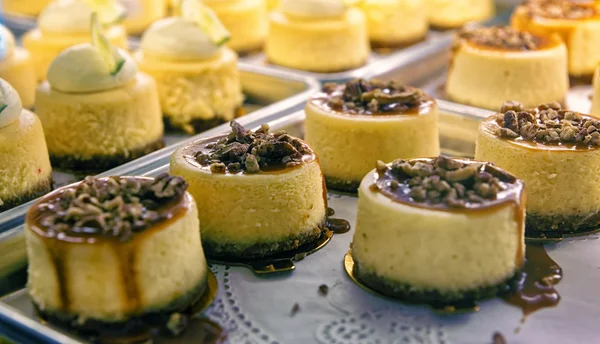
[90,12,125,75]
[181,0,231,46]
[83,0,127,25]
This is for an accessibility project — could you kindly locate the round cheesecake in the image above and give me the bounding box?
[26,174,207,332]
[265,0,370,72]
[424,0,494,29]
[362,0,428,49]
[135,14,244,134]
[121,0,168,35]
[22,0,129,82]
[0,25,37,109]
[0,79,52,212]
[204,0,268,54]
[511,0,600,79]
[36,27,164,173]
[352,156,525,303]
[475,101,600,233]
[3,0,51,16]
[170,121,327,259]
[305,79,440,192]
[446,26,569,111]
[592,65,600,116]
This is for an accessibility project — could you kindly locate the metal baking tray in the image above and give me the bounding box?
[0,62,319,279]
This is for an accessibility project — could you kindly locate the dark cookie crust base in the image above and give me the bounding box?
[34,277,207,336]
[0,175,52,212]
[371,36,426,50]
[526,212,600,233]
[325,176,361,194]
[353,259,522,304]
[50,138,165,174]
[204,222,327,260]
[163,107,245,135]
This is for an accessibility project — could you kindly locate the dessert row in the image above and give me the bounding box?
[2,0,496,75]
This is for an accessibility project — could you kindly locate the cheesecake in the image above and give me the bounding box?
[305,79,440,192]
[26,174,208,333]
[0,79,52,213]
[592,65,600,116]
[22,0,129,82]
[351,156,525,303]
[0,25,37,109]
[424,0,494,29]
[265,0,370,72]
[135,2,244,134]
[170,121,327,259]
[362,0,428,49]
[204,0,268,54]
[121,0,168,35]
[446,26,569,111]
[511,0,600,78]
[475,101,600,233]
[36,15,164,172]
[2,0,51,16]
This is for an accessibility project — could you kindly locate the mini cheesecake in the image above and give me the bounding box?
[475,101,600,232]
[446,26,569,111]
[22,0,129,82]
[0,79,52,212]
[511,0,600,78]
[121,0,168,35]
[3,0,51,16]
[0,25,37,109]
[170,121,327,259]
[36,18,164,173]
[26,174,208,332]
[352,156,525,303]
[265,0,370,72]
[204,0,268,54]
[362,0,428,49]
[424,0,494,29]
[305,79,440,192]
[135,7,244,134]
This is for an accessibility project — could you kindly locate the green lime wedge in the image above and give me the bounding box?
[83,0,127,25]
[90,12,125,75]
[0,104,7,113]
[181,0,231,46]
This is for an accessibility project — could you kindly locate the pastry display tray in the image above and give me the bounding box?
[0,62,319,278]
[2,111,600,344]
[360,34,595,158]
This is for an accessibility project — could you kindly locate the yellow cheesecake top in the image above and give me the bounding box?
[281,0,347,18]
[311,79,435,116]
[181,121,317,174]
[0,25,16,61]
[455,26,559,52]
[27,175,190,244]
[518,0,599,21]
[370,156,525,213]
[482,100,600,151]
[38,0,125,34]
[0,78,23,128]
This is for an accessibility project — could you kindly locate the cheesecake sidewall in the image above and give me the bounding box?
[362,0,428,45]
[446,42,569,110]
[35,73,164,159]
[475,124,600,216]
[0,48,37,109]
[26,195,207,322]
[305,102,440,184]
[351,173,524,292]
[425,0,494,29]
[170,152,326,252]
[207,0,268,53]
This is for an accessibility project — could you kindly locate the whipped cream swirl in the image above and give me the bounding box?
[281,0,347,18]
[0,79,23,129]
[39,0,96,33]
[0,25,16,60]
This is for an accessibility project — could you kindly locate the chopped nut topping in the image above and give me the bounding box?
[194,121,313,174]
[373,157,516,208]
[318,284,329,296]
[493,100,600,146]
[36,174,188,242]
[523,0,597,20]
[458,26,544,51]
[318,79,430,115]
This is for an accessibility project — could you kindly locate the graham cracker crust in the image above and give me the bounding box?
[352,259,522,304]
[371,36,426,51]
[0,175,52,212]
[325,176,361,194]
[163,106,244,135]
[526,212,600,233]
[50,138,165,174]
[34,278,207,335]
[203,222,327,259]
